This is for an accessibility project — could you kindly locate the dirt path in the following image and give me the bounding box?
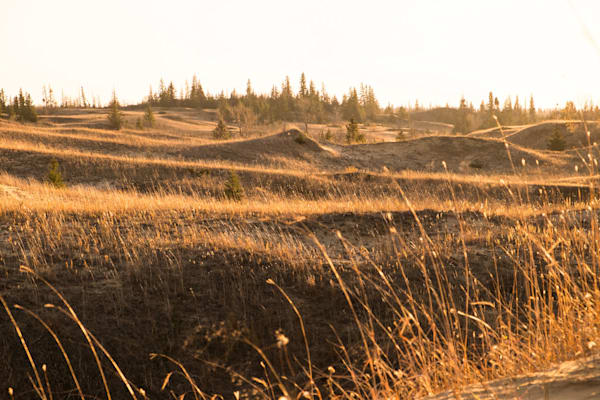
[426,355,600,399]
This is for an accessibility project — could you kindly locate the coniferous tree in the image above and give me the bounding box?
[107,91,123,130]
[48,159,65,188]
[23,93,37,122]
[12,90,37,122]
[548,125,566,151]
[342,88,365,122]
[529,96,536,123]
[213,118,231,139]
[144,103,155,127]
[562,101,577,120]
[299,73,308,98]
[0,89,5,116]
[454,96,470,133]
[224,170,244,201]
[80,86,88,108]
[345,118,365,143]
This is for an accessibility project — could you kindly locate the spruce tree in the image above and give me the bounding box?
[346,118,365,143]
[0,89,5,117]
[299,73,308,98]
[107,91,123,130]
[144,103,155,127]
[548,125,566,151]
[529,96,536,123]
[213,118,231,139]
[224,170,244,201]
[48,159,65,188]
[454,96,470,133]
[23,93,37,122]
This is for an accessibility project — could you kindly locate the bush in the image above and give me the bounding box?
[48,159,65,188]
[469,159,484,169]
[224,170,244,201]
[295,132,308,144]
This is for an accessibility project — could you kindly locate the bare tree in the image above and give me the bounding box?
[233,104,256,137]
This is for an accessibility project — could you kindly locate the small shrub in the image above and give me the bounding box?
[295,132,308,144]
[48,159,65,188]
[135,117,144,130]
[224,170,244,201]
[469,159,484,169]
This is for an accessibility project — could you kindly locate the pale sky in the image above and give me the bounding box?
[1,0,600,109]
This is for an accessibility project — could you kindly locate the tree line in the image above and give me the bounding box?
[2,78,600,135]
[146,73,380,127]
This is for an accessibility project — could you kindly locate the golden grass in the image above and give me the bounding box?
[3,111,600,399]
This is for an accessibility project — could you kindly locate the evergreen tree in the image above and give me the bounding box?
[562,101,577,120]
[529,96,536,123]
[80,86,88,108]
[213,118,231,139]
[12,90,37,122]
[485,91,497,127]
[342,88,365,122]
[0,89,5,116]
[23,93,37,122]
[144,103,155,127]
[345,118,365,143]
[548,125,566,151]
[299,73,308,98]
[107,91,123,130]
[167,82,177,106]
[48,159,65,188]
[454,96,470,133]
[501,97,513,125]
[224,170,244,201]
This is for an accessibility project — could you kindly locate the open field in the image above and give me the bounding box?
[3,109,600,399]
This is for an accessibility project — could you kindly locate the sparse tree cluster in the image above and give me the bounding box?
[144,73,383,128]
[5,89,38,122]
[412,92,543,133]
[41,85,58,113]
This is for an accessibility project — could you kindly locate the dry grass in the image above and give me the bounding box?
[2,110,600,399]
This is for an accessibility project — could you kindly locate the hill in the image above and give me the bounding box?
[341,135,569,173]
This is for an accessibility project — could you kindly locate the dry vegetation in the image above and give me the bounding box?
[3,110,600,399]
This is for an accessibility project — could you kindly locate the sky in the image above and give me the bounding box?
[1,0,600,109]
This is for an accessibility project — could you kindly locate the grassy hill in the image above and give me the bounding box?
[1,109,600,399]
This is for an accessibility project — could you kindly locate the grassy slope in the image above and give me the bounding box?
[1,110,600,399]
